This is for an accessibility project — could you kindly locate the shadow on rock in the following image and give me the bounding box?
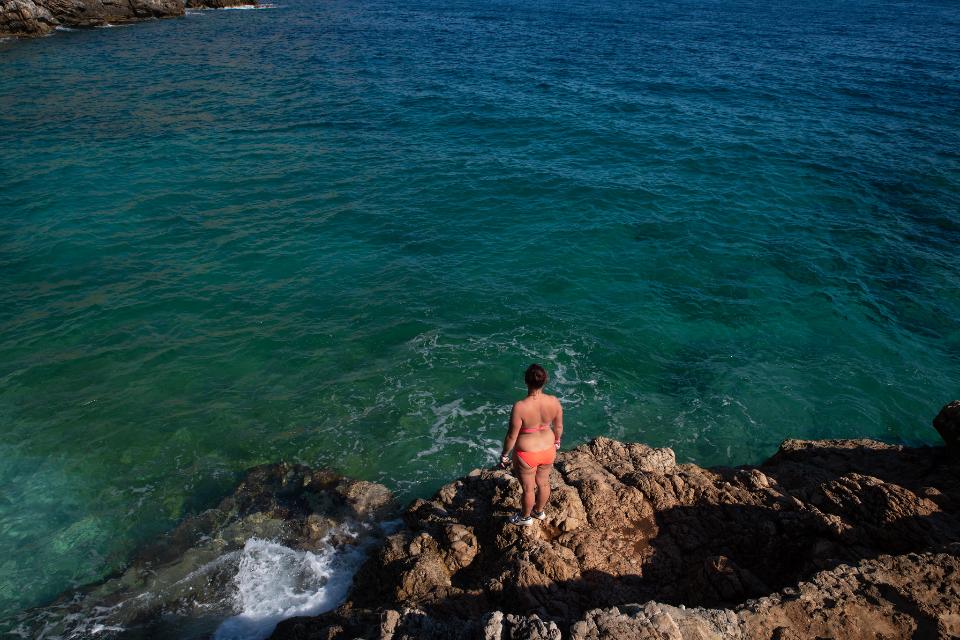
[271,401,960,640]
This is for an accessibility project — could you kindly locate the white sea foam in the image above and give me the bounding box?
[88,624,125,634]
[54,25,77,31]
[213,522,380,640]
[223,3,278,9]
[18,518,390,640]
[414,397,496,460]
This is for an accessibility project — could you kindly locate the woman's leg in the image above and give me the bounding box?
[534,463,552,512]
[514,456,537,517]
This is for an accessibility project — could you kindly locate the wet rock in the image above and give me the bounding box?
[17,463,396,638]
[934,400,960,451]
[271,403,960,640]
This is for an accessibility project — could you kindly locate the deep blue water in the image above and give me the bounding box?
[1,0,959,631]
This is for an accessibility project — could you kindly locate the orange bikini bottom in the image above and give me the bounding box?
[515,447,556,468]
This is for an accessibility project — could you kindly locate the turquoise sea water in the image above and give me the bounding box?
[1,0,959,627]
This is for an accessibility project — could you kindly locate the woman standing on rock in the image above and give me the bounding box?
[499,364,564,526]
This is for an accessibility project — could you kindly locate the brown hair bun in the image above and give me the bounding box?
[524,363,548,389]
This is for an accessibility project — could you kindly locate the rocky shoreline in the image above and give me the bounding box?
[13,402,960,639]
[0,0,255,39]
[273,401,960,640]
[13,465,397,639]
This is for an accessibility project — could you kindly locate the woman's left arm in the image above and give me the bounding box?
[500,403,522,465]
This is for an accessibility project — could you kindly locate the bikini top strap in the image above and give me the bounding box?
[520,422,552,433]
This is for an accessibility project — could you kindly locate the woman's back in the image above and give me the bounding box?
[515,393,560,429]
[514,393,561,452]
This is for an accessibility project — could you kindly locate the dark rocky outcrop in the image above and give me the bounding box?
[0,0,182,37]
[0,0,57,36]
[271,402,960,640]
[14,463,395,639]
[0,0,258,39]
[934,400,960,452]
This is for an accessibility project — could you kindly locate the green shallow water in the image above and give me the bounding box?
[1,0,959,625]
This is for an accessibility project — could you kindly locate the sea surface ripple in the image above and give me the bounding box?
[1,0,959,629]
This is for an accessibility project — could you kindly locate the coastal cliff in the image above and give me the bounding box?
[0,0,254,38]
[271,401,960,640]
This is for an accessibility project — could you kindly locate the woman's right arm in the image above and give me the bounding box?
[553,401,564,449]
[500,403,522,464]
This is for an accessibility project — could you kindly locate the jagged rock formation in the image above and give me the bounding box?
[0,0,257,39]
[1,0,59,36]
[0,0,182,36]
[272,403,960,639]
[14,463,395,639]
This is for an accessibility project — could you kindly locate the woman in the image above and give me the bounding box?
[499,363,564,526]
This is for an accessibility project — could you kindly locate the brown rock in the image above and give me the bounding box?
[45,0,183,26]
[271,422,960,640]
[0,0,57,36]
[441,524,478,571]
[0,0,184,37]
[0,0,259,39]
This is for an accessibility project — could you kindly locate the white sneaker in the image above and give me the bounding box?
[509,513,534,526]
[531,509,547,521]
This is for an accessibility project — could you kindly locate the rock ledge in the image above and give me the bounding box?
[272,404,960,640]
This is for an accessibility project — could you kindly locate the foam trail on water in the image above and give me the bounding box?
[213,524,377,640]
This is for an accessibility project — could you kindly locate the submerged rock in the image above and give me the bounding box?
[13,463,396,639]
[271,402,960,640]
